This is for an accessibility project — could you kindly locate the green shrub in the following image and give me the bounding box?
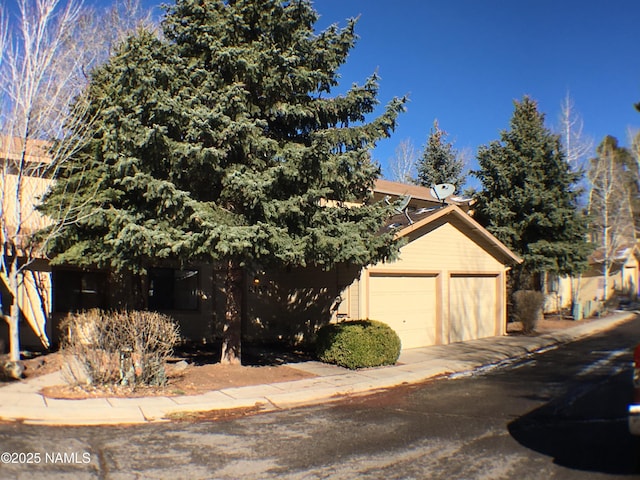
[512,290,544,334]
[60,309,181,387]
[315,320,401,369]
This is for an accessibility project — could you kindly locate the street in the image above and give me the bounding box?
[1,316,639,479]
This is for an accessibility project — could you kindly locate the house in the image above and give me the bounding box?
[543,244,640,318]
[244,184,521,349]
[357,202,522,347]
[1,136,522,352]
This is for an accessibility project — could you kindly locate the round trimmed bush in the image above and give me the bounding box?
[315,320,401,369]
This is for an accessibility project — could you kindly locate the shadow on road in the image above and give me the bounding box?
[508,370,640,475]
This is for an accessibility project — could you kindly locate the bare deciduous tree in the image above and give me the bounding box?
[72,0,156,77]
[628,126,640,177]
[0,0,154,362]
[587,137,636,301]
[626,127,640,239]
[387,138,417,183]
[558,92,593,172]
[1,0,86,362]
[556,93,593,307]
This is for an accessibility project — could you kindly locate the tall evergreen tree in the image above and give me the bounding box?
[41,0,406,364]
[472,96,591,291]
[416,119,466,190]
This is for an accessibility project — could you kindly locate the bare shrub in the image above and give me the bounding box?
[60,309,181,387]
[512,290,544,334]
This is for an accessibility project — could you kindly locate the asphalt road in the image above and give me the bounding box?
[1,316,640,480]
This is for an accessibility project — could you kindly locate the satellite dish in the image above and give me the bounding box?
[394,194,411,214]
[395,194,414,225]
[430,183,455,203]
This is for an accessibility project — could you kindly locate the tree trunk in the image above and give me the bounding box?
[8,267,21,362]
[220,260,243,365]
[28,270,51,349]
[602,261,610,302]
[133,272,148,310]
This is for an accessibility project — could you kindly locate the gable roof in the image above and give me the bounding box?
[589,243,640,265]
[387,203,522,266]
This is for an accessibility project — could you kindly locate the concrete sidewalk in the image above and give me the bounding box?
[0,311,637,426]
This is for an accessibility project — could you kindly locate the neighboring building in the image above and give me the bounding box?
[2,138,523,352]
[543,244,640,318]
[0,136,53,350]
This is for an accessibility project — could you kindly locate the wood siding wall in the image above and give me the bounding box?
[353,221,508,348]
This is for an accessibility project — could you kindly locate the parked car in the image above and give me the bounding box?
[630,344,640,435]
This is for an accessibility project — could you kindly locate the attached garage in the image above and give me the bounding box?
[368,273,439,349]
[449,274,499,343]
[353,204,521,350]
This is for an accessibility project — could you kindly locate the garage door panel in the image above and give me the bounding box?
[449,275,497,343]
[368,275,437,349]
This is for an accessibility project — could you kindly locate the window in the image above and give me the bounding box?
[53,270,107,312]
[546,273,559,293]
[148,268,199,311]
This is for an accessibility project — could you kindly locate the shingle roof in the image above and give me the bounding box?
[373,178,474,207]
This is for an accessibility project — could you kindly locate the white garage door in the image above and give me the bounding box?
[368,274,437,349]
[449,274,498,343]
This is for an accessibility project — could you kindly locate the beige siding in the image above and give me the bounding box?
[623,256,639,294]
[2,174,52,234]
[543,274,574,313]
[545,253,640,316]
[0,260,52,349]
[245,265,361,345]
[347,276,360,320]
[373,222,505,273]
[449,274,499,343]
[368,273,438,348]
[547,255,639,319]
[19,269,51,347]
[363,221,509,349]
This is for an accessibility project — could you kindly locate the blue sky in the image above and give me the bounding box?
[109,1,640,183]
[310,1,640,182]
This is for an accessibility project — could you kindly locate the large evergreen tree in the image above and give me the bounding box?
[41,0,406,364]
[416,119,466,190]
[472,96,591,291]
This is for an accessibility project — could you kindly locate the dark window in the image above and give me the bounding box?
[53,270,107,312]
[148,268,199,311]
[547,273,559,293]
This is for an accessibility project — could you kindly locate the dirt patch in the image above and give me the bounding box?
[507,315,604,335]
[8,351,63,378]
[7,315,615,400]
[3,347,316,400]
[38,360,316,399]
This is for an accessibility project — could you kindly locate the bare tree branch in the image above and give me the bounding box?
[557,92,594,172]
[587,138,635,301]
[628,126,640,175]
[387,138,417,183]
[0,0,155,360]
